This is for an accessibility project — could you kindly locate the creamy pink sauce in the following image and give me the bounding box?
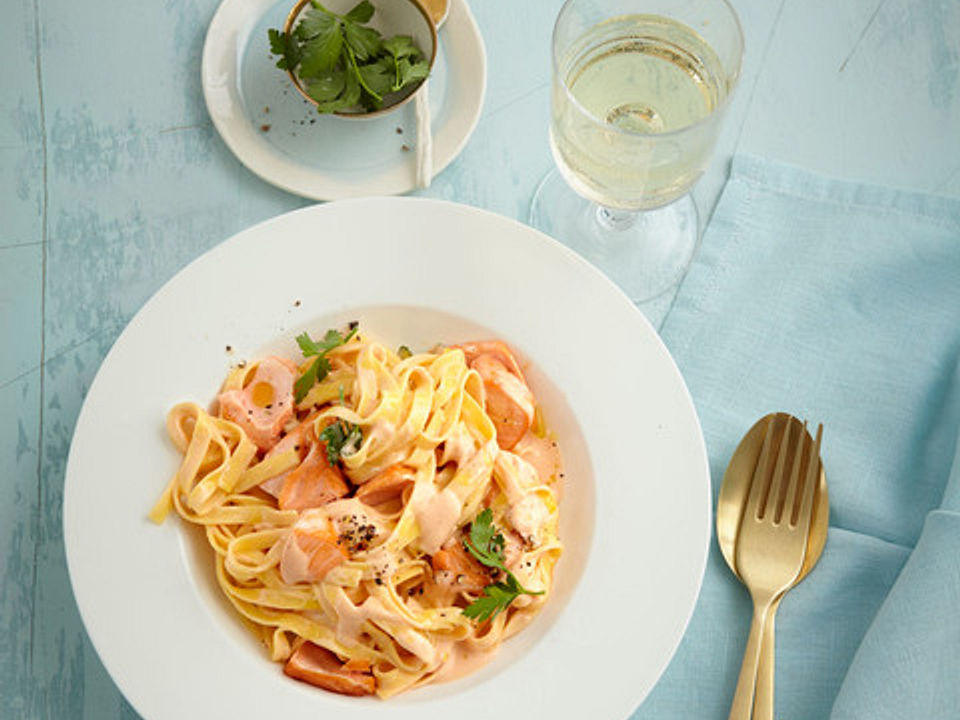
[333,592,389,644]
[508,494,549,547]
[410,482,461,555]
[494,451,536,498]
[426,641,499,685]
[280,534,313,585]
[513,431,562,485]
[438,422,476,466]
[363,545,398,583]
[333,590,438,665]
[279,509,331,584]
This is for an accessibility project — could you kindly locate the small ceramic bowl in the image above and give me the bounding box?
[282,0,438,119]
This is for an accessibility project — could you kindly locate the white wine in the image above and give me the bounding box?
[550,15,731,210]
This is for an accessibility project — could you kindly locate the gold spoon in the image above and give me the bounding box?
[421,0,449,25]
[717,413,829,719]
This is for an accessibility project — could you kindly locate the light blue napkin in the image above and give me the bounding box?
[632,155,960,719]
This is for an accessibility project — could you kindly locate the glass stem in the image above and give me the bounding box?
[595,205,637,232]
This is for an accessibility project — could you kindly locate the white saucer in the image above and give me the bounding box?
[201,0,486,200]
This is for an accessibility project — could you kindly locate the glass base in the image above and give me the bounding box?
[529,169,700,304]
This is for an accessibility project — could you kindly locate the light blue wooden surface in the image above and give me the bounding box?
[1,0,958,717]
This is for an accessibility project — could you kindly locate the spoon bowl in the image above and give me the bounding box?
[719,413,829,578]
[421,0,449,26]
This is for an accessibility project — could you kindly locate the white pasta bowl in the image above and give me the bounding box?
[63,198,710,720]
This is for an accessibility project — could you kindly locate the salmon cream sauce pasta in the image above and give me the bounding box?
[150,327,563,698]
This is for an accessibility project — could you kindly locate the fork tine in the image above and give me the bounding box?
[746,415,779,520]
[778,421,807,524]
[795,423,822,530]
[764,418,794,521]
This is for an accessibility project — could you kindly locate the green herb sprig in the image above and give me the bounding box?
[293,326,358,403]
[318,418,362,466]
[268,0,430,114]
[461,509,543,622]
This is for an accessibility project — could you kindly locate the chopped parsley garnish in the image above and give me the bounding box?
[268,0,430,114]
[318,419,362,466]
[293,326,357,403]
[462,509,543,622]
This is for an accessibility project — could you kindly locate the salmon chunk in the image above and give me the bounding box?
[355,464,415,506]
[260,416,317,497]
[278,440,349,511]
[453,341,535,450]
[283,641,375,696]
[456,341,525,377]
[431,538,491,593]
[280,512,348,584]
[470,353,535,450]
[218,357,297,450]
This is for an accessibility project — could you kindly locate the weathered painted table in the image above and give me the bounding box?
[2,0,958,716]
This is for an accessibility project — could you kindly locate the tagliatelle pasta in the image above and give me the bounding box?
[150,328,563,698]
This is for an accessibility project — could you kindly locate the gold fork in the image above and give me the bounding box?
[727,416,822,720]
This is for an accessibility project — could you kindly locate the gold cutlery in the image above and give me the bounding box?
[726,415,824,720]
[717,413,829,719]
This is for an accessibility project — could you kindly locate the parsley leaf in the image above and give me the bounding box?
[383,34,419,60]
[293,355,331,403]
[358,57,394,101]
[297,326,357,357]
[306,67,347,103]
[382,35,426,92]
[268,27,287,56]
[319,420,363,466]
[314,62,361,112]
[465,508,506,569]
[295,4,337,41]
[293,326,358,402]
[316,382,362,465]
[344,0,375,24]
[395,57,429,92]
[462,577,523,622]
[462,510,543,622]
[268,27,302,70]
[343,21,382,61]
[298,14,343,76]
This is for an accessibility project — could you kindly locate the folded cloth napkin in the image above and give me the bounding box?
[632,154,960,720]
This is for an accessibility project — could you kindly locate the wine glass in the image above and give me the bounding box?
[530,0,744,303]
